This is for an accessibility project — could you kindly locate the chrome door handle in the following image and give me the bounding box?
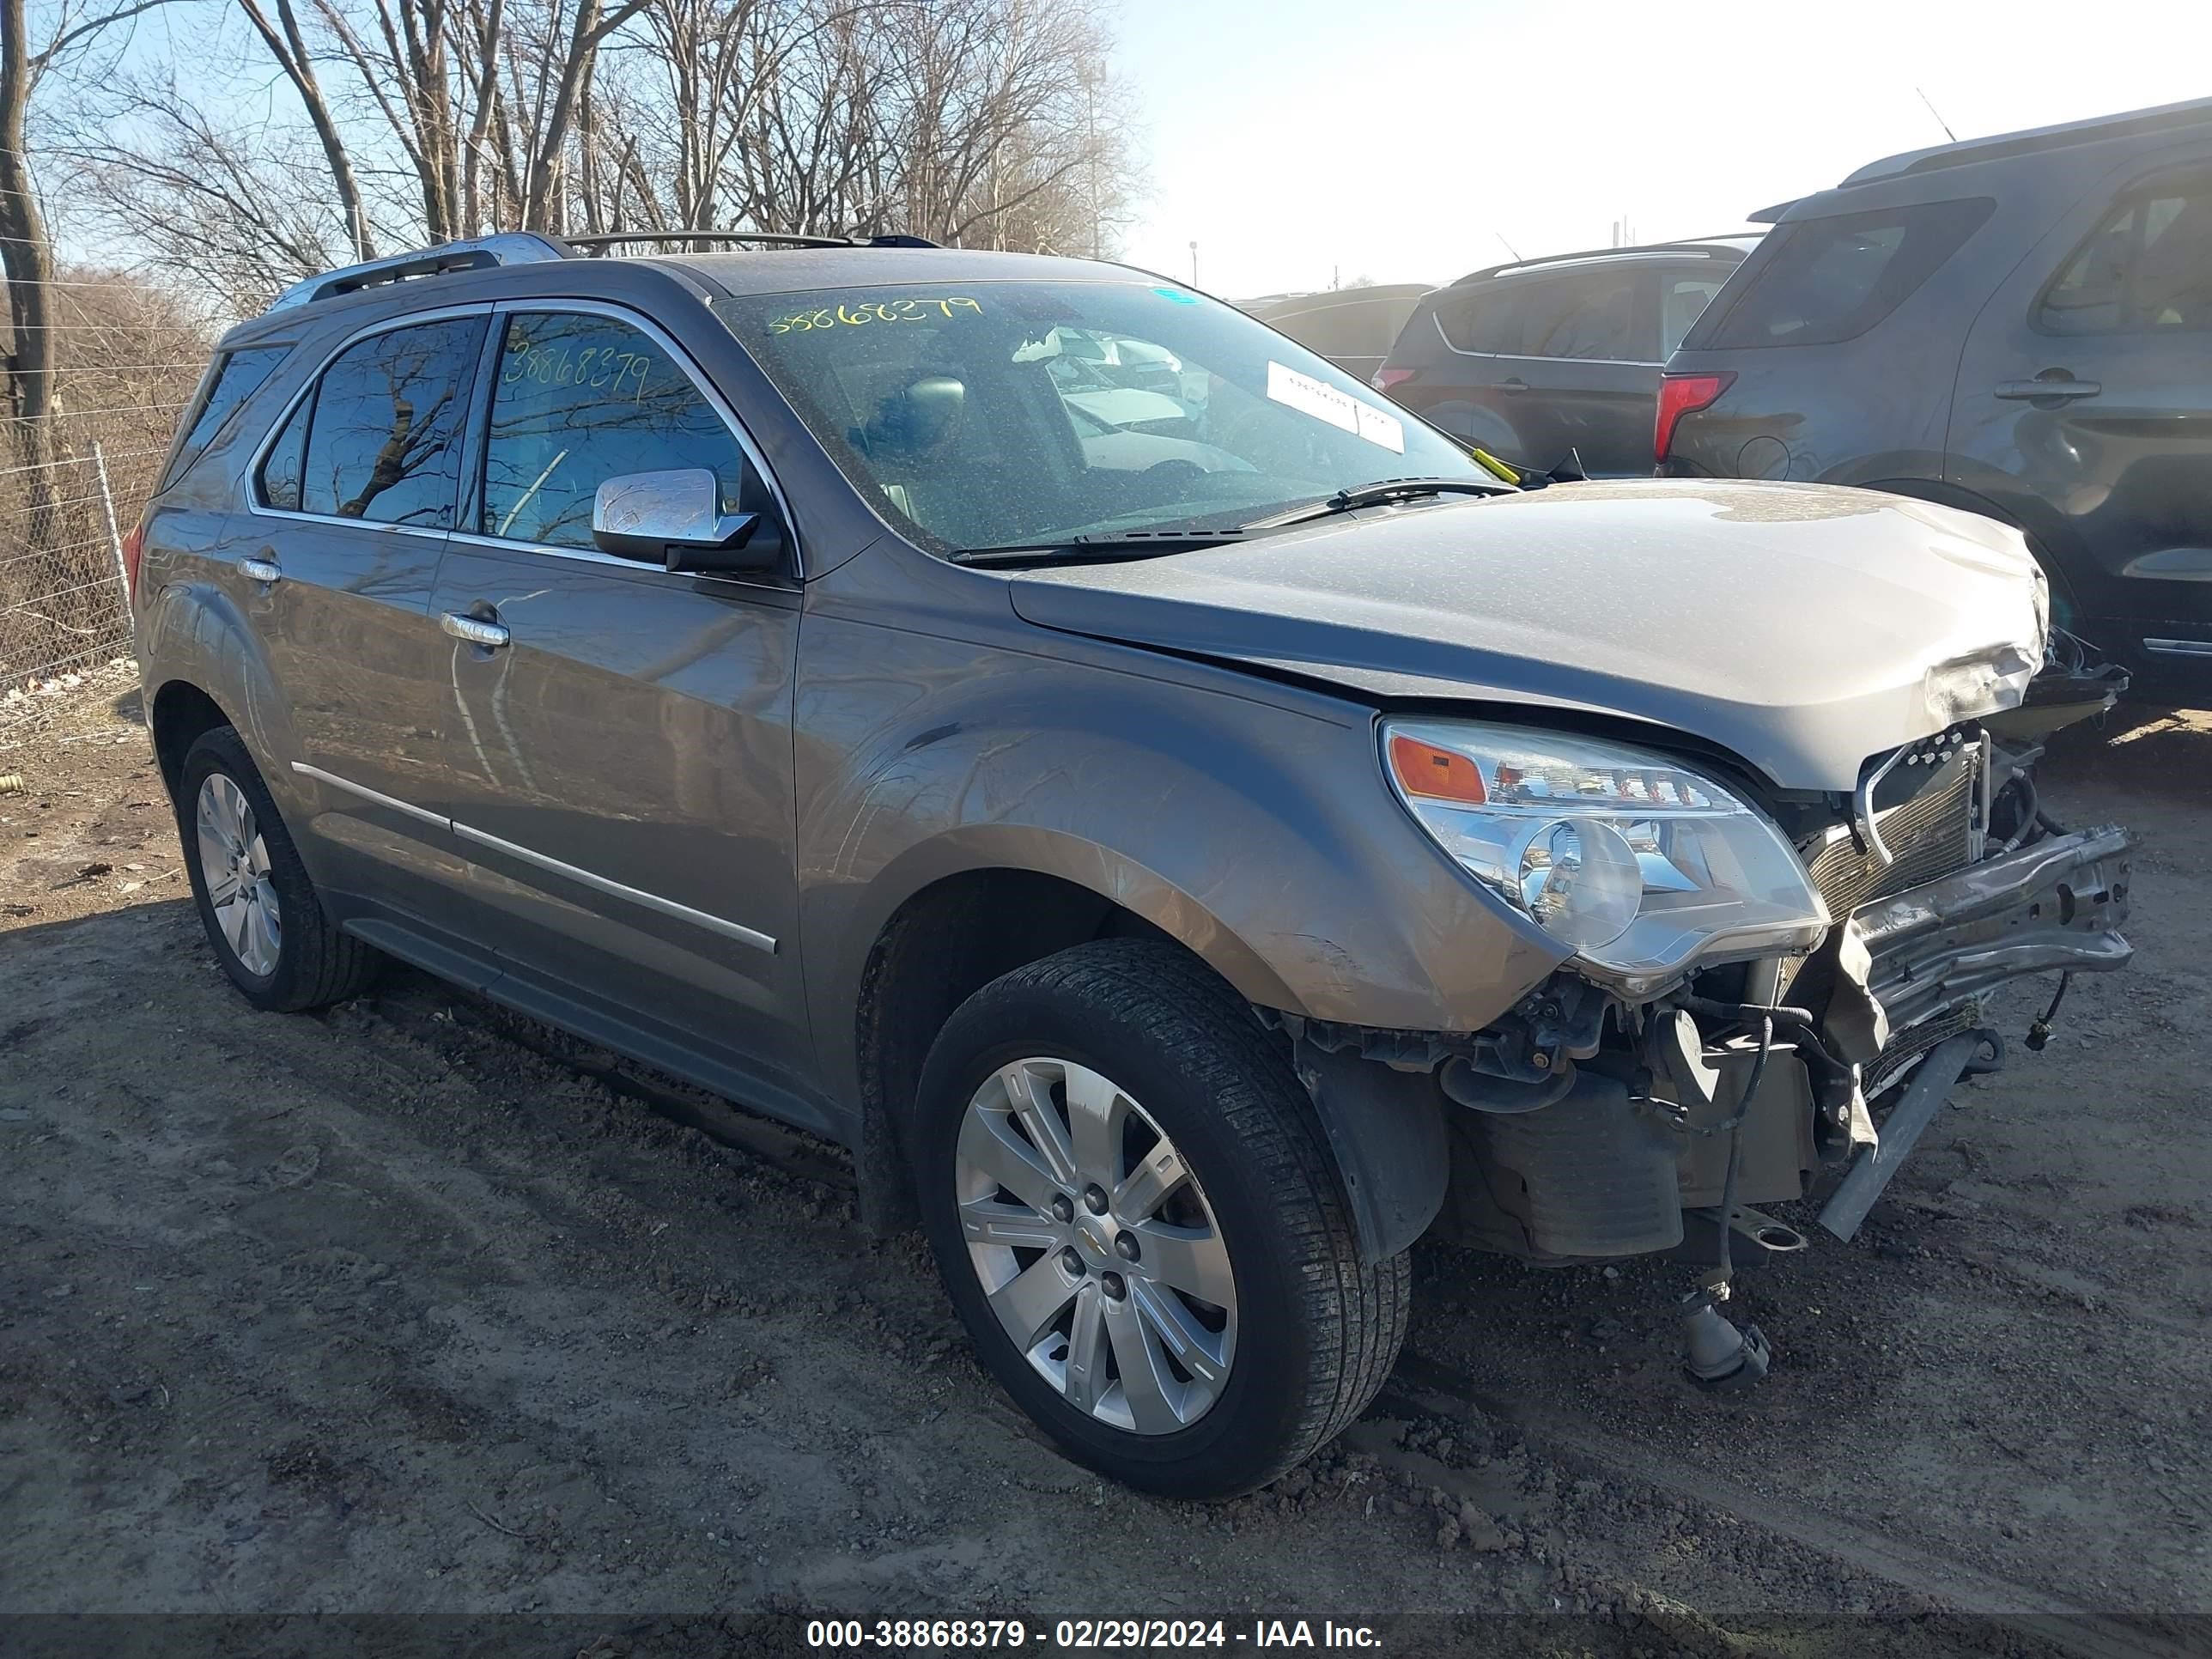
[440,611,510,649]
[237,556,282,584]
[1995,378,2101,401]
[1499,377,1529,392]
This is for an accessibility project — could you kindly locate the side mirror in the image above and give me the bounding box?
[592,468,785,574]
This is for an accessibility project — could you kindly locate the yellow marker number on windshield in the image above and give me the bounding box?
[768,297,984,334]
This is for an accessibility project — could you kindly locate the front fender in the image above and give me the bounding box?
[796,601,1569,1104]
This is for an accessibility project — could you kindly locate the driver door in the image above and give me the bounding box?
[418,302,817,1119]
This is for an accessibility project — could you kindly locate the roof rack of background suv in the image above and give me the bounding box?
[265,228,942,313]
[1448,234,1759,288]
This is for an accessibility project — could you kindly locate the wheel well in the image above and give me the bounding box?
[149,681,234,799]
[853,869,1181,1235]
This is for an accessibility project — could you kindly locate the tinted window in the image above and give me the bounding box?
[164,346,287,490]
[1524,269,1641,360]
[258,398,307,512]
[1662,273,1728,356]
[480,312,744,548]
[1437,269,1643,360]
[2039,171,2212,334]
[1436,285,1529,354]
[297,317,483,526]
[1700,199,1993,349]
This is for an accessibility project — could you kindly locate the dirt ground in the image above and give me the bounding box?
[3,677,2207,1657]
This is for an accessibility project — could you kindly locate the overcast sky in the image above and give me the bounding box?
[1112,0,2212,299]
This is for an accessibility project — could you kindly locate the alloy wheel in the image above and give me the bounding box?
[195,773,282,977]
[953,1056,1237,1435]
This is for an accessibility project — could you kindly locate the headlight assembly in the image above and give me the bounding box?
[1382,720,1830,996]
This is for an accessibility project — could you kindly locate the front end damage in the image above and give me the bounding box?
[1277,714,2137,1387]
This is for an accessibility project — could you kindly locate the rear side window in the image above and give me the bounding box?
[2039,170,2212,334]
[1437,268,1644,361]
[261,316,484,526]
[1699,199,1993,349]
[161,346,288,490]
[1435,284,1530,355]
[1523,268,1642,361]
[479,311,746,549]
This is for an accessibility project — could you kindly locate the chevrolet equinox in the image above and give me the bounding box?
[131,231,2136,1498]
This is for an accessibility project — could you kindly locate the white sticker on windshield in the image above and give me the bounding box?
[1267,361,1405,453]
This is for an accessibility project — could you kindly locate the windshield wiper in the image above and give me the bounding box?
[1241,476,1515,531]
[949,528,1249,567]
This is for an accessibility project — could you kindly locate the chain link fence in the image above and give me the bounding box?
[0,443,137,744]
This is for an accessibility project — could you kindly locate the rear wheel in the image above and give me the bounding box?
[915,939,1408,1498]
[177,726,380,1012]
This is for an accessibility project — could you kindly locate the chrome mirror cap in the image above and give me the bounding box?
[592,468,771,571]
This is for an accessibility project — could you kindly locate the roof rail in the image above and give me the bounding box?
[1449,234,1760,288]
[267,232,571,313]
[564,230,942,253]
[1839,95,2212,190]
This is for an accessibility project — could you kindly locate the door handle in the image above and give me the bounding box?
[1499,377,1529,393]
[237,556,282,585]
[440,611,510,649]
[1995,377,2101,402]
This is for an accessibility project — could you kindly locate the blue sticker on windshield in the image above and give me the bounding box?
[1152,287,1199,304]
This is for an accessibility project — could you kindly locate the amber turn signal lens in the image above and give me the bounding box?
[1389,733,1486,805]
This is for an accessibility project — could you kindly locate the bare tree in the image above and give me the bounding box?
[236,0,377,256]
[2,0,177,488]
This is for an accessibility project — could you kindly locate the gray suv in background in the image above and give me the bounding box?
[1661,97,2212,695]
[131,230,2133,1499]
[1371,236,1756,476]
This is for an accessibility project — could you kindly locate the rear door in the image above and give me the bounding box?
[241,308,486,903]
[1951,152,2212,660]
[418,301,817,1120]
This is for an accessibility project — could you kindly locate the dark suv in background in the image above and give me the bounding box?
[1372,236,1756,477]
[1661,97,2212,695]
[1240,284,1437,385]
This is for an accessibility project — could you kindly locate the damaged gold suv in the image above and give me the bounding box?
[131,232,2136,1498]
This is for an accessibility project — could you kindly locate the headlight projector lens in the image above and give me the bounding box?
[1517,817,1642,950]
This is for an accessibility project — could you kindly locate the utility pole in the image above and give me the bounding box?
[1188,240,1198,285]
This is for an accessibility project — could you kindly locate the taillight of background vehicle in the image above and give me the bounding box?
[1654,371,1735,466]
[1372,368,1415,392]
[120,522,146,605]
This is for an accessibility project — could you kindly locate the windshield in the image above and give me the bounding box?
[713,279,1487,554]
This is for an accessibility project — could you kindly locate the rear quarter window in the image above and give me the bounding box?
[1695,198,1994,349]
[159,345,289,491]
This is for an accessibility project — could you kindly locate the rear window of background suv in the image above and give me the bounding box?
[1692,198,1995,350]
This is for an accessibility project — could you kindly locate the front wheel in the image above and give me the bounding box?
[915,939,1408,1498]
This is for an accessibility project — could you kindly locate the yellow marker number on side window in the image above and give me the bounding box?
[503,339,655,403]
[767,297,984,334]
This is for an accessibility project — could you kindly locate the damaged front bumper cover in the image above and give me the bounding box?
[1806,824,2136,1240]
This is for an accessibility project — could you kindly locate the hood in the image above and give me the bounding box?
[1007,479,2045,793]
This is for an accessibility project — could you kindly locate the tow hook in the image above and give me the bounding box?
[1679,1278,1771,1391]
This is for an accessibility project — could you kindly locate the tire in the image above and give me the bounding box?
[914,939,1409,1498]
[176,726,380,1012]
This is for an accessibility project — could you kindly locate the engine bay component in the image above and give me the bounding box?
[1447,1070,1684,1260]
[1680,1290,1773,1390]
[1817,1031,1981,1240]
